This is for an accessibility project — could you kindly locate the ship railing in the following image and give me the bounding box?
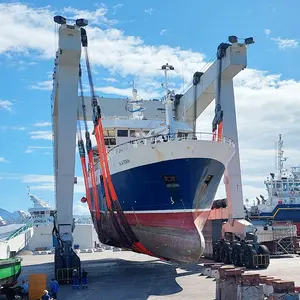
[107,131,235,159]
[6,223,33,241]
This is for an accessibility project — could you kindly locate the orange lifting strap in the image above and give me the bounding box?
[79,156,92,212]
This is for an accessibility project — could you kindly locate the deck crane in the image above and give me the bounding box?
[51,14,269,280]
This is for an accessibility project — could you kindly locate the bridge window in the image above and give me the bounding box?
[117,129,128,137]
[178,132,188,138]
[130,130,140,137]
[104,129,115,137]
[104,138,116,146]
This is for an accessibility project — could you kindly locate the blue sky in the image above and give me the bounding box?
[1,0,300,214]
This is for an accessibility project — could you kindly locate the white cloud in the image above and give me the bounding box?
[0,157,9,163]
[95,86,160,99]
[29,80,53,91]
[264,29,271,36]
[160,29,167,36]
[0,100,13,111]
[73,202,90,215]
[33,122,51,127]
[102,77,118,83]
[144,8,154,15]
[0,125,26,131]
[271,37,299,49]
[0,3,117,58]
[112,4,123,15]
[62,6,117,26]
[25,146,52,154]
[20,174,85,194]
[29,131,52,140]
[0,2,206,92]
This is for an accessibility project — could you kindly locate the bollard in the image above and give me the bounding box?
[209,264,224,278]
[220,268,244,300]
[268,281,299,299]
[264,278,282,297]
[215,266,236,300]
[201,263,215,276]
[237,274,264,300]
[259,276,274,295]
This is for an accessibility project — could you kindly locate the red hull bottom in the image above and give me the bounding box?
[91,210,210,263]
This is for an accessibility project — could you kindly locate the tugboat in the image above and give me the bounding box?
[0,244,22,298]
[249,134,300,235]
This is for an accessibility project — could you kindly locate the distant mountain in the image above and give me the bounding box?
[12,211,29,223]
[0,208,30,224]
[0,208,14,223]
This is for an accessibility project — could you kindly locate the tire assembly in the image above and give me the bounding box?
[212,240,270,269]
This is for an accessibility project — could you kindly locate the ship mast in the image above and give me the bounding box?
[159,63,175,136]
[127,80,144,120]
[276,134,287,179]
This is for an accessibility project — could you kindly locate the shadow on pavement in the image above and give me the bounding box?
[10,257,204,300]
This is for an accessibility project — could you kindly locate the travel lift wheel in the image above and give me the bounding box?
[213,240,269,269]
[220,242,232,264]
[213,240,232,264]
[257,244,270,269]
[213,242,222,262]
[243,244,256,269]
[232,243,243,267]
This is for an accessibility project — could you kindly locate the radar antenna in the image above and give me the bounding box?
[277,134,287,179]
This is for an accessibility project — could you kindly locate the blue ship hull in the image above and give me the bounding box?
[251,204,300,222]
[89,157,225,262]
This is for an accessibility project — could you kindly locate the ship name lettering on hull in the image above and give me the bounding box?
[119,159,130,166]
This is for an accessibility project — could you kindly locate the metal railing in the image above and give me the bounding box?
[7,224,33,241]
[106,132,235,159]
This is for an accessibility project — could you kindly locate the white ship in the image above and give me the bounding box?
[27,187,55,227]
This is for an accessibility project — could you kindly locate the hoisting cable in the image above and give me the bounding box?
[212,43,226,142]
[76,108,92,213]
[80,28,134,248]
[80,28,153,255]
[78,64,101,221]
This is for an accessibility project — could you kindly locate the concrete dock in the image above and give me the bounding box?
[2,251,300,299]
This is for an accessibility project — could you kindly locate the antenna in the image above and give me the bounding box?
[158,63,175,136]
[277,134,287,179]
[159,63,175,97]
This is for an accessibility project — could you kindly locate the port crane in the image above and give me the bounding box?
[51,17,269,281]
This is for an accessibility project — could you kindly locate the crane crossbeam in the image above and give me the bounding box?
[175,43,247,126]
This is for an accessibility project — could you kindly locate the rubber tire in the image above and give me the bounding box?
[213,242,222,262]
[257,245,270,269]
[243,244,257,269]
[221,242,232,264]
[5,293,15,300]
[232,243,243,267]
